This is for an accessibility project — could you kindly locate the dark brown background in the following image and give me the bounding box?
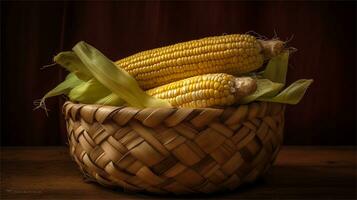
[1,1,356,146]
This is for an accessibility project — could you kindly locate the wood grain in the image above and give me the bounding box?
[1,146,356,199]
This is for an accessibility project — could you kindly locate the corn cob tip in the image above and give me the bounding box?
[233,77,257,100]
[258,39,285,59]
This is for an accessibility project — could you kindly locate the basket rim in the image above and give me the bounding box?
[63,101,282,112]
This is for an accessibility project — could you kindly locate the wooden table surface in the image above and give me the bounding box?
[1,146,356,199]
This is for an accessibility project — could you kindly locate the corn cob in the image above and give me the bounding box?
[115,34,284,89]
[146,73,257,108]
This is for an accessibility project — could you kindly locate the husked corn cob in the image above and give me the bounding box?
[146,73,257,108]
[116,34,284,89]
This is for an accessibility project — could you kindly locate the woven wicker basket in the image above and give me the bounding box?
[63,101,285,194]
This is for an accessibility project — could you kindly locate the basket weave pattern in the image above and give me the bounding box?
[64,101,285,194]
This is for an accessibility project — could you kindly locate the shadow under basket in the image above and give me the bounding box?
[63,101,285,194]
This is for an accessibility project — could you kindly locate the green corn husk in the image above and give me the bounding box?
[259,79,313,104]
[72,41,171,108]
[43,73,83,98]
[50,43,169,107]
[34,72,83,112]
[54,52,92,81]
[240,51,313,104]
[54,51,124,106]
[239,79,284,104]
[68,78,125,106]
[68,78,111,104]
[96,93,125,106]
[262,51,289,84]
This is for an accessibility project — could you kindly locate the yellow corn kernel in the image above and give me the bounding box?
[146,73,257,108]
[116,34,284,89]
